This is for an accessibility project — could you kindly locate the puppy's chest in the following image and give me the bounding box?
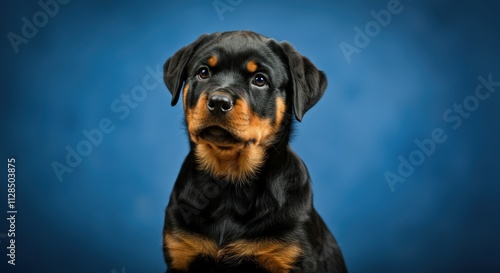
[205,188,271,223]
[182,184,279,237]
[169,188,302,272]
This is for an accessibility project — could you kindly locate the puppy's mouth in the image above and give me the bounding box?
[198,126,244,146]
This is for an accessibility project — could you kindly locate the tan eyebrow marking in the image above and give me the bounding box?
[208,55,218,67]
[246,60,258,73]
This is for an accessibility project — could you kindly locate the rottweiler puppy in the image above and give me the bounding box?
[162,30,347,273]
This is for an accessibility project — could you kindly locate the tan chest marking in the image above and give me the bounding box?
[165,231,301,272]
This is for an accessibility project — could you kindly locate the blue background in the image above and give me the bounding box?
[1,0,500,272]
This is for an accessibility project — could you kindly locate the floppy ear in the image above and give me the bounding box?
[163,33,218,106]
[280,42,327,121]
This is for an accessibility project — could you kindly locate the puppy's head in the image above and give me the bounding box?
[164,31,327,182]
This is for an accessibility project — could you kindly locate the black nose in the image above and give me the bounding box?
[207,93,233,116]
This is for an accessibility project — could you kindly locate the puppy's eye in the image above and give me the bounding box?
[252,74,268,87]
[197,67,210,80]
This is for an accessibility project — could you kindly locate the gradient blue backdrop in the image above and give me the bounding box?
[1,0,500,272]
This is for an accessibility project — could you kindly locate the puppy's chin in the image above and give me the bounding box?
[188,125,264,182]
[198,126,243,146]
